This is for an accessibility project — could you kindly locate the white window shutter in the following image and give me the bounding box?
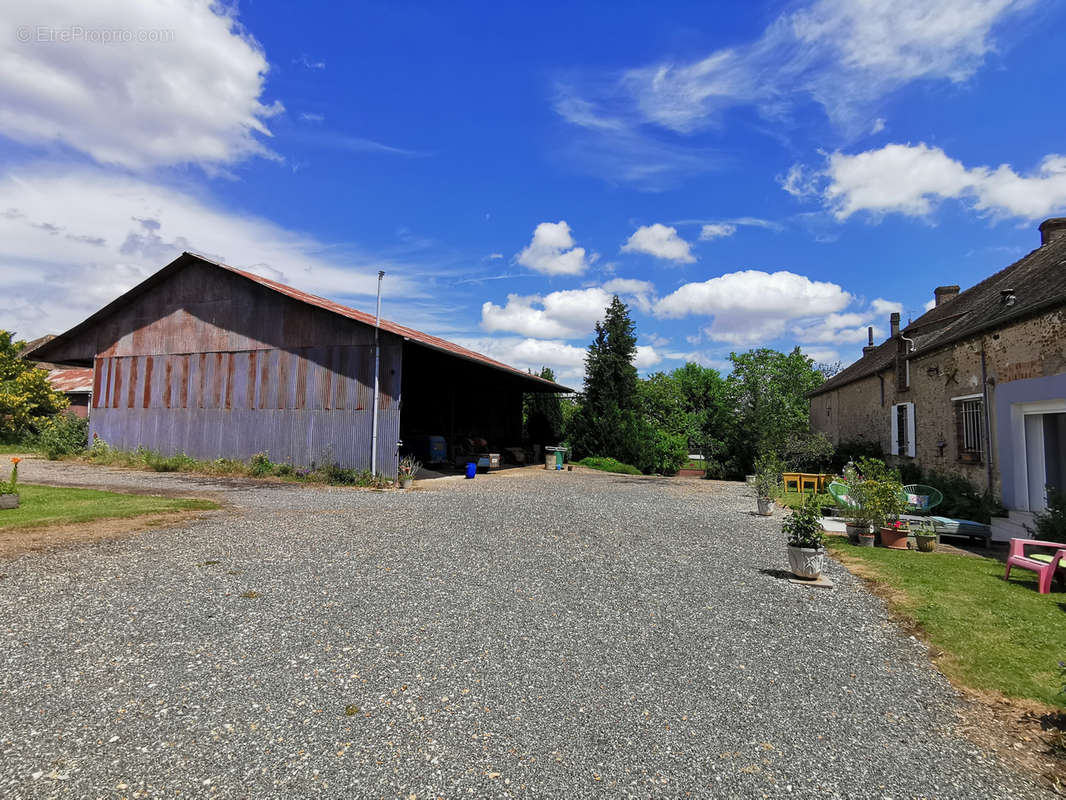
[890,404,899,456]
[906,402,916,458]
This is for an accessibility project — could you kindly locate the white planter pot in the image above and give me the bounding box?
[401,478,413,490]
[845,523,871,544]
[755,498,773,516]
[787,545,825,579]
[0,493,18,509]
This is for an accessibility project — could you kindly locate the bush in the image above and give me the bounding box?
[249,451,277,477]
[753,451,783,500]
[830,439,883,472]
[779,430,835,473]
[782,495,824,549]
[577,457,642,475]
[37,412,89,460]
[1028,487,1066,544]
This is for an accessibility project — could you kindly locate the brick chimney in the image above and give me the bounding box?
[1039,218,1066,246]
[934,285,960,307]
[890,312,900,338]
[862,325,875,355]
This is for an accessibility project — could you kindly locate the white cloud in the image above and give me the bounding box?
[0,0,282,169]
[621,224,696,263]
[871,298,904,316]
[616,0,1029,134]
[487,252,504,260]
[0,165,425,339]
[699,223,737,241]
[804,143,1066,220]
[601,277,657,312]
[924,298,937,311]
[654,269,853,346]
[449,336,587,388]
[634,346,663,369]
[802,347,842,364]
[792,297,903,347]
[481,288,613,339]
[299,112,325,122]
[515,221,590,275]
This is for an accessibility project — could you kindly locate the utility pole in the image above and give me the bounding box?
[370,270,384,476]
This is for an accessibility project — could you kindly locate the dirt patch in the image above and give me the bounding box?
[0,508,222,561]
[830,548,1066,795]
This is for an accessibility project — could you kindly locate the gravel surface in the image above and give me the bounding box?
[0,460,1052,799]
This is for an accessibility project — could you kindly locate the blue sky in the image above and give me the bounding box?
[2,0,1065,386]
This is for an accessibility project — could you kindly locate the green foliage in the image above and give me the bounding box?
[724,347,824,476]
[752,451,783,500]
[1,456,19,495]
[1029,487,1066,544]
[0,330,69,441]
[524,367,564,445]
[829,439,884,472]
[852,457,906,527]
[778,490,834,511]
[249,451,277,477]
[576,457,642,475]
[778,430,835,473]
[568,296,640,463]
[827,540,1066,708]
[896,461,1005,524]
[36,412,89,459]
[782,495,824,549]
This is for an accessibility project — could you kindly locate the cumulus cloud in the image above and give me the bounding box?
[654,269,853,346]
[792,143,1066,221]
[0,166,424,339]
[0,0,282,169]
[621,224,696,263]
[601,277,657,312]
[515,221,590,275]
[449,336,587,387]
[481,288,613,339]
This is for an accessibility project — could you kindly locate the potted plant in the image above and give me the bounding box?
[913,519,937,552]
[841,464,875,545]
[398,455,421,489]
[752,453,781,516]
[783,496,825,579]
[0,457,20,509]
[852,458,907,548]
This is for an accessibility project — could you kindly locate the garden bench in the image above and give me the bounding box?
[1003,538,1066,594]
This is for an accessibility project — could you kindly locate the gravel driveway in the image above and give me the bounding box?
[0,461,1052,799]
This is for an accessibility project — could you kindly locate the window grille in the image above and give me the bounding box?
[957,398,984,462]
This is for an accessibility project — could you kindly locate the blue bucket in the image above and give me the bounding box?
[465,462,477,479]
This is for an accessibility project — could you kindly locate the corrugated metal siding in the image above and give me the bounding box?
[89,343,402,474]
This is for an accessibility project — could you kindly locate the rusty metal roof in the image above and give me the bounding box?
[28,252,573,393]
[47,367,93,394]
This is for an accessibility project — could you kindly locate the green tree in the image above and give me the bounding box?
[0,330,69,441]
[524,367,564,445]
[568,296,639,461]
[640,362,728,457]
[724,347,824,475]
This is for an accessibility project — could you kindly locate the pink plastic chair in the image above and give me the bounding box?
[1004,538,1066,594]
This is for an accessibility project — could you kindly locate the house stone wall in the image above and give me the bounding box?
[813,308,1066,497]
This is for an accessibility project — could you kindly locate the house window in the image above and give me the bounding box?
[955,396,984,463]
[891,402,916,457]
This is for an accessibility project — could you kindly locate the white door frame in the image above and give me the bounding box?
[1010,398,1066,512]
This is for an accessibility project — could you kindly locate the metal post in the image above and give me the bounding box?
[370,270,385,476]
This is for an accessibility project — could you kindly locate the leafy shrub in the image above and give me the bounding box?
[779,430,835,473]
[249,451,277,477]
[37,412,89,460]
[144,450,197,473]
[829,439,883,472]
[577,457,642,475]
[752,451,783,500]
[782,495,824,549]
[1028,487,1066,544]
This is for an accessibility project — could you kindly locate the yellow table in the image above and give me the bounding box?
[782,472,830,494]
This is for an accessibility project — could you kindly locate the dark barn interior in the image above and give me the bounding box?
[399,341,562,468]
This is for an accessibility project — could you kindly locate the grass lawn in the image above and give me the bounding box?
[827,539,1066,708]
[0,444,35,455]
[778,490,835,510]
[576,457,642,475]
[0,484,219,530]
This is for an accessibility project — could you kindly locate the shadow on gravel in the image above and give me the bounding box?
[759,568,795,581]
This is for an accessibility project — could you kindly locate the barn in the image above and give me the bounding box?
[27,252,570,476]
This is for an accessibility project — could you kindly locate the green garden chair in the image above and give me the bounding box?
[902,484,943,514]
[827,480,859,510]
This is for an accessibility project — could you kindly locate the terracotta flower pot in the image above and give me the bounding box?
[879,526,910,550]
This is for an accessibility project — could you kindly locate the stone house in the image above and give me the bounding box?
[809,218,1066,541]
